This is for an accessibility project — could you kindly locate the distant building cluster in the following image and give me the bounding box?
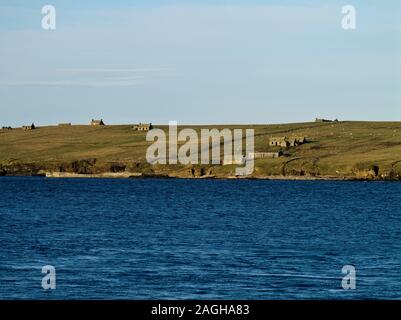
[1,119,154,132]
[241,115,334,164]
[241,135,307,163]
[22,123,36,131]
[269,136,306,147]
[91,119,105,126]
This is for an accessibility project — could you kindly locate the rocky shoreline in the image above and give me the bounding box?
[0,170,399,182]
[2,122,401,182]
[1,160,400,181]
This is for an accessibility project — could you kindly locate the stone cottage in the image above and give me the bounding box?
[315,118,339,123]
[132,123,152,131]
[269,137,290,147]
[248,151,283,159]
[22,123,36,130]
[269,136,306,148]
[91,119,105,126]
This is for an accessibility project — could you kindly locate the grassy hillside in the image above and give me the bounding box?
[1,121,401,179]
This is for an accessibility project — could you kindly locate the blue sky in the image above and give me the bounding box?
[0,0,400,126]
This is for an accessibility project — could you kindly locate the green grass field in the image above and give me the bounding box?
[1,121,401,179]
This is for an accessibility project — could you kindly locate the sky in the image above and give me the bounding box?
[0,0,400,126]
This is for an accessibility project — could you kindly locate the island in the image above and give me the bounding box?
[1,120,401,181]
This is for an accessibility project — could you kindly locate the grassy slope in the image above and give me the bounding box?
[1,122,401,178]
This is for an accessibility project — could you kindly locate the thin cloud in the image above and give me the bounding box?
[0,79,146,87]
[0,67,176,87]
[47,68,175,73]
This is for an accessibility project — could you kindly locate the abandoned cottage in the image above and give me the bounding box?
[91,119,105,126]
[269,136,306,147]
[132,123,152,131]
[22,123,36,130]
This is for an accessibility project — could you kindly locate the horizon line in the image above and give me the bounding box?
[4,119,401,128]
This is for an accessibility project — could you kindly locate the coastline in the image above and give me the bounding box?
[2,122,401,182]
[0,171,397,182]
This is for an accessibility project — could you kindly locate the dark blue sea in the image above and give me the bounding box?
[1,177,401,299]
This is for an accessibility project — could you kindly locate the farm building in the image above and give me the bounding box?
[269,137,289,147]
[132,123,152,131]
[288,137,307,147]
[22,123,36,130]
[269,136,306,147]
[315,118,339,123]
[248,152,282,159]
[91,119,105,126]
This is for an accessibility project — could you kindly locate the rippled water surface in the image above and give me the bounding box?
[1,177,401,299]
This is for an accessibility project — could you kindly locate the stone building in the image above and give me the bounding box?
[269,136,306,148]
[288,137,306,147]
[22,123,35,130]
[269,137,290,147]
[132,123,152,131]
[269,137,290,148]
[315,118,339,123]
[248,151,283,159]
[91,119,105,126]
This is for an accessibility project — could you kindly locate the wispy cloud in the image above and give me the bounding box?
[47,68,175,73]
[0,67,176,87]
[0,79,146,87]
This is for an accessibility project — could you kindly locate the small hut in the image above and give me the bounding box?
[132,123,152,131]
[269,137,289,147]
[248,151,283,159]
[22,123,36,130]
[315,118,339,123]
[270,136,306,148]
[91,119,105,126]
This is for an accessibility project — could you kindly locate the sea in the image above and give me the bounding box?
[1,177,401,299]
